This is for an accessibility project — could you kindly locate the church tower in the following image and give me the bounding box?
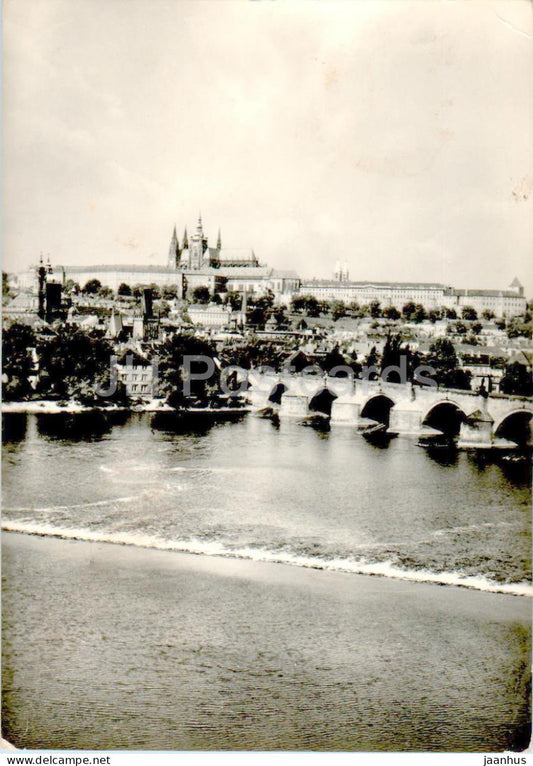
[189,214,208,269]
[168,226,180,269]
[36,255,47,319]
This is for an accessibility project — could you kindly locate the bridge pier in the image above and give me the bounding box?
[279,393,309,419]
[387,404,424,435]
[457,409,494,448]
[330,399,362,425]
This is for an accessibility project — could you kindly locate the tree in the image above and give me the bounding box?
[482,309,494,321]
[2,271,9,297]
[2,323,36,400]
[82,279,102,295]
[506,317,532,340]
[118,282,132,296]
[191,285,210,304]
[290,294,321,317]
[362,346,380,379]
[162,285,178,300]
[36,327,116,403]
[412,304,427,323]
[272,307,289,326]
[402,302,416,321]
[380,333,403,382]
[462,306,478,321]
[158,333,220,405]
[305,296,321,317]
[64,279,80,294]
[347,301,361,317]
[224,291,243,311]
[99,286,114,299]
[472,322,483,335]
[158,300,171,318]
[322,347,347,373]
[444,308,457,320]
[148,283,161,300]
[428,309,441,323]
[247,293,276,328]
[499,362,533,397]
[291,295,306,313]
[330,300,347,321]
[427,338,471,390]
[383,306,401,320]
[218,338,285,371]
[369,300,381,318]
[454,321,468,335]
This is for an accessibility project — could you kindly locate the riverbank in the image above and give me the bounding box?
[2,531,530,752]
[2,399,250,415]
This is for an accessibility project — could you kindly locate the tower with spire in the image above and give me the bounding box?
[168,225,180,269]
[36,254,47,319]
[509,277,524,296]
[185,213,212,269]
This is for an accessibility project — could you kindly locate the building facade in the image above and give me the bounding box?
[299,278,526,317]
[187,304,245,329]
[441,282,526,317]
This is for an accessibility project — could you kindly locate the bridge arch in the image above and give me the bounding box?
[493,409,533,447]
[309,387,338,416]
[268,382,289,405]
[360,394,396,428]
[422,400,468,438]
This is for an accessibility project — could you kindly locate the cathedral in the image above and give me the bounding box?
[168,215,259,271]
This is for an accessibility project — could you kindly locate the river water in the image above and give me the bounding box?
[1,412,531,751]
[2,411,531,592]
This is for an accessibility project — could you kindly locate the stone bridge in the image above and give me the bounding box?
[247,371,533,448]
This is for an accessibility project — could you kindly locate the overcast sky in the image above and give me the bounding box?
[3,0,533,295]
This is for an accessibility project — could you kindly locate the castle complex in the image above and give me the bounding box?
[12,214,528,317]
[16,215,299,301]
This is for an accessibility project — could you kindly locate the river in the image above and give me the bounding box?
[1,411,531,751]
[2,412,531,592]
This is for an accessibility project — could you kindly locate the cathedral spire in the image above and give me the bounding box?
[168,225,179,269]
[216,228,221,250]
[182,226,188,249]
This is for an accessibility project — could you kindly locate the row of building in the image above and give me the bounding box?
[299,278,526,317]
[12,215,528,317]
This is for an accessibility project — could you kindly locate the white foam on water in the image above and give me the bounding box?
[4,497,137,513]
[3,520,531,598]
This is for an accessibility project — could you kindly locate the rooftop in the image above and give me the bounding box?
[300,280,447,289]
[451,289,524,298]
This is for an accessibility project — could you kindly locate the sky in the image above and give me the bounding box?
[3,0,533,295]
